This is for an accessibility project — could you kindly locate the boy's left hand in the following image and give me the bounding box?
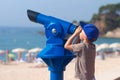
[74,26,82,35]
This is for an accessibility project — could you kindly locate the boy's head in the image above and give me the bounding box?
[79,21,99,42]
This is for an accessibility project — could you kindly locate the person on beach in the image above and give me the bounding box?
[64,22,99,80]
[6,50,10,63]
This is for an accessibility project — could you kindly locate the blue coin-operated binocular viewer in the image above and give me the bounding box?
[27,9,77,80]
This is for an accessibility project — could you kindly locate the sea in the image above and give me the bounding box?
[0,26,120,61]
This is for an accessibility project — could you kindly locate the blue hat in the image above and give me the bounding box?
[80,21,99,41]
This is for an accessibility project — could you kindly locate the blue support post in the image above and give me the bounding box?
[51,71,63,80]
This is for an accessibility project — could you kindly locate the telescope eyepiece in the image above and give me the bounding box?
[27,9,39,22]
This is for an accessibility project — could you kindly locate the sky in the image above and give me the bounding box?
[0,0,120,27]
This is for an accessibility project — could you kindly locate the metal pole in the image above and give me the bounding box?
[50,71,63,80]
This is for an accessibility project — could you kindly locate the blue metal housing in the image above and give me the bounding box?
[27,10,77,80]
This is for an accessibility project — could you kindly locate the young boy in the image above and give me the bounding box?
[64,22,99,80]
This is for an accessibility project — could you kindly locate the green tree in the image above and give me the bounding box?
[90,3,120,34]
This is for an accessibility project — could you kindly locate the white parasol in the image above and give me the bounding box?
[109,43,120,54]
[26,48,42,62]
[96,43,109,52]
[28,48,42,53]
[12,48,27,53]
[109,43,120,49]
[12,48,27,62]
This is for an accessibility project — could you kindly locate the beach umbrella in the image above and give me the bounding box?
[28,48,42,59]
[109,43,120,56]
[28,48,42,53]
[96,43,110,60]
[95,44,99,48]
[0,50,5,54]
[12,48,27,53]
[12,48,27,62]
[109,43,120,49]
[96,43,109,52]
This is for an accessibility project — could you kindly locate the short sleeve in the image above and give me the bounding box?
[72,43,84,53]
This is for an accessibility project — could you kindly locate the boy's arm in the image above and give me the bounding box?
[73,36,81,44]
[64,27,82,51]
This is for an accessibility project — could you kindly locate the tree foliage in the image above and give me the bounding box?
[90,3,120,34]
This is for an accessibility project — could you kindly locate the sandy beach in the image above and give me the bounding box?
[0,57,120,80]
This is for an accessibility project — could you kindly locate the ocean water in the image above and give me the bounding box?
[0,26,120,61]
[0,26,46,50]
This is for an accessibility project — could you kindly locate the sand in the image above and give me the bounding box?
[0,57,120,80]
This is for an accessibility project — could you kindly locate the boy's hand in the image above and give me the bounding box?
[74,26,82,35]
[64,26,82,51]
